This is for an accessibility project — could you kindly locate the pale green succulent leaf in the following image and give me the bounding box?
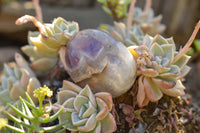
[78,113,97,132]
[95,92,113,111]
[30,35,58,53]
[20,69,30,90]
[150,42,164,57]
[82,101,97,118]
[100,113,116,133]
[161,44,174,65]
[21,45,38,60]
[10,81,25,100]
[2,77,8,90]
[173,54,191,70]
[59,111,77,131]
[160,80,185,97]
[79,85,97,108]
[152,78,175,90]
[158,65,180,79]
[4,64,14,77]
[62,97,76,112]
[72,112,88,126]
[0,89,12,105]
[61,80,82,93]
[95,97,109,120]
[137,76,149,107]
[31,57,57,72]
[14,64,22,79]
[74,95,89,112]
[151,35,168,45]
[140,67,159,77]
[143,77,163,102]
[58,90,77,105]
[178,66,191,79]
[152,61,170,74]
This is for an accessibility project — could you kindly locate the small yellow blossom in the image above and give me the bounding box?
[0,118,8,129]
[33,85,53,99]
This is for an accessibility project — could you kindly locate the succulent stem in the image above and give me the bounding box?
[32,0,43,22]
[144,0,152,13]
[127,0,136,32]
[173,20,200,63]
[15,15,45,33]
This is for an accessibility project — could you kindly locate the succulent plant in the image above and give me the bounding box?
[132,7,166,36]
[0,53,40,113]
[16,15,79,72]
[4,89,67,133]
[97,0,131,22]
[60,29,137,97]
[132,35,191,107]
[55,80,116,133]
[22,31,59,72]
[100,22,144,47]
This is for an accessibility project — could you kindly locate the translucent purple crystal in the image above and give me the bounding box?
[63,29,137,97]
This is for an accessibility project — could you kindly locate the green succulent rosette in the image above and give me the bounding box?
[100,22,144,47]
[17,15,79,72]
[135,35,191,107]
[132,7,166,36]
[0,53,40,114]
[56,80,116,133]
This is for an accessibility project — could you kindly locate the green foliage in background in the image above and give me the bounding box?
[98,0,131,21]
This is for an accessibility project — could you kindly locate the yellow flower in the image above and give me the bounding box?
[33,85,53,99]
[0,118,8,129]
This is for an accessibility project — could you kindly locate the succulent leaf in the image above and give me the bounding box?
[0,53,40,115]
[134,35,190,107]
[100,22,144,47]
[132,7,166,36]
[56,80,117,133]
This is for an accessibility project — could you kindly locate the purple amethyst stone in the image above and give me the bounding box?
[63,29,137,97]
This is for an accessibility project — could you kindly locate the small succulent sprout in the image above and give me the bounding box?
[55,80,117,133]
[100,22,144,47]
[60,29,137,97]
[135,35,191,107]
[132,1,166,36]
[22,31,59,72]
[3,92,67,133]
[0,53,40,114]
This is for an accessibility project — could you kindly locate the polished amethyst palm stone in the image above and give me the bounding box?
[62,29,137,97]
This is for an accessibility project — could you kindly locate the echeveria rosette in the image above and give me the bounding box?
[0,53,40,114]
[132,7,166,36]
[56,80,116,133]
[60,29,136,97]
[100,22,144,47]
[16,15,79,72]
[135,35,191,107]
[22,31,58,72]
